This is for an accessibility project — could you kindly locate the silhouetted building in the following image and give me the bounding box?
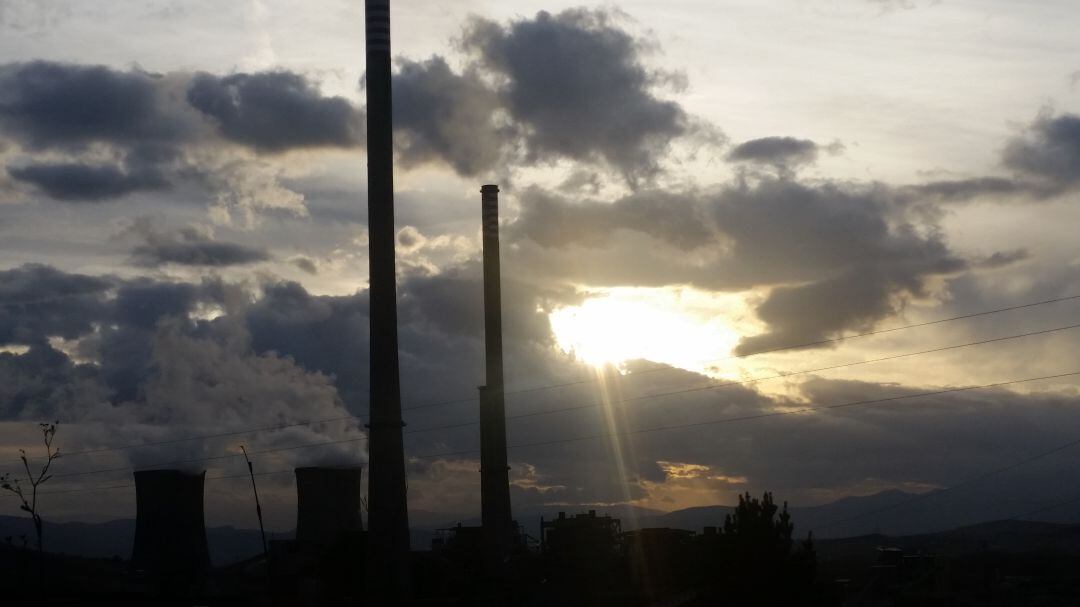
[479,183,514,566]
[541,510,622,563]
[539,511,626,602]
[131,469,210,575]
[295,466,364,547]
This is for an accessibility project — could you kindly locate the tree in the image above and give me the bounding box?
[0,421,61,555]
[700,491,818,605]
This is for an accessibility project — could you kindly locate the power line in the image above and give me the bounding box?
[496,322,1080,425]
[408,371,1080,460]
[1006,491,1080,521]
[813,434,1080,532]
[5,290,1079,466]
[9,321,1080,479]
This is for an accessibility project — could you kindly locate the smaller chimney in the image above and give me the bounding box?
[295,467,365,546]
[479,184,514,564]
[132,469,210,574]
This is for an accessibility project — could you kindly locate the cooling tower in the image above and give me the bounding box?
[295,466,365,546]
[131,469,210,574]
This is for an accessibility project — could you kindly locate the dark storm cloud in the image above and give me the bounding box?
[1002,112,1080,186]
[0,260,564,422]
[0,268,361,466]
[126,219,270,267]
[506,178,966,353]
[0,61,364,155]
[244,267,553,415]
[0,264,113,345]
[733,267,926,355]
[508,187,714,251]
[461,9,692,182]
[392,56,508,176]
[8,161,168,201]
[893,112,1080,207]
[0,61,185,150]
[728,136,819,167]
[112,278,221,329]
[0,61,366,209]
[0,342,104,420]
[714,179,965,353]
[244,281,370,412]
[186,71,363,152]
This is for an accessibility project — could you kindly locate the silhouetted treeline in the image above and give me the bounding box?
[693,491,821,606]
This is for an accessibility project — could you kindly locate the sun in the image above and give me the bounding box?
[548,287,749,375]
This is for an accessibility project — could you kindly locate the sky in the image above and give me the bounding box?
[0,0,1079,537]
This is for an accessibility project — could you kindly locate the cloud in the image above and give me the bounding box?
[8,161,168,201]
[904,176,1029,202]
[0,265,361,468]
[0,341,107,421]
[509,186,714,251]
[380,10,710,181]
[1003,112,1080,187]
[243,280,370,413]
[461,9,693,183]
[186,71,363,152]
[290,256,318,274]
[713,179,965,353]
[0,61,188,151]
[124,218,270,267]
[0,263,113,345]
[0,62,363,157]
[0,61,359,222]
[506,177,966,353]
[728,137,820,168]
[392,56,508,176]
[976,248,1029,270]
[895,112,1080,208]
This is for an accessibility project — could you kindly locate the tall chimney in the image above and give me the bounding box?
[295,467,365,546]
[479,184,514,564]
[364,0,411,598]
[131,470,210,574]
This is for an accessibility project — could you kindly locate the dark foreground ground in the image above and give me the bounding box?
[3,519,1080,605]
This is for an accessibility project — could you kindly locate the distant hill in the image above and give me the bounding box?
[0,515,272,565]
[8,487,1080,562]
[641,489,1080,539]
[814,519,1080,561]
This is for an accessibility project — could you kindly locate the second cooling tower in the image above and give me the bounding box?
[295,466,365,546]
[131,469,211,574]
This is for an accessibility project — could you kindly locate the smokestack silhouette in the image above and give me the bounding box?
[295,467,365,546]
[479,184,514,564]
[131,470,210,574]
[364,0,411,598]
